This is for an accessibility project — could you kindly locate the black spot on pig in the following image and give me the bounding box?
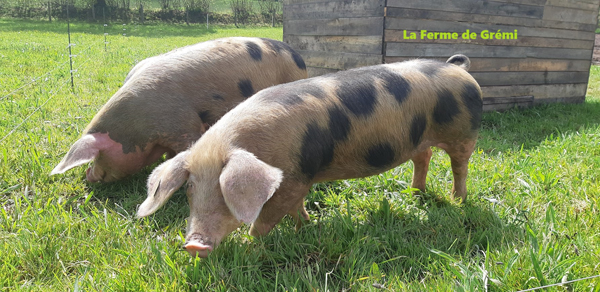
[327,106,351,142]
[198,111,210,122]
[292,51,306,70]
[299,122,335,179]
[261,38,288,53]
[238,79,254,98]
[265,80,324,106]
[279,94,304,106]
[212,94,225,101]
[379,69,411,104]
[260,38,306,70]
[433,89,460,125]
[245,42,262,61]
[366,143,395,168]
[336,77,377,117]
[419,61,447,77]
[410,114,427,147]
[461,83,483,130]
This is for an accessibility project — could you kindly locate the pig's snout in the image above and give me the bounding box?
[86,165,112,183]
[184,234,214,258]
[184,242,213,258]
[86,167,101,183]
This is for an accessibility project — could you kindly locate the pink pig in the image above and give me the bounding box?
[137,55,482,257]
[51,37,307,182]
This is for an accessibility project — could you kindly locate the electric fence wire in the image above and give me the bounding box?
[0,39,104,144]
[0,40,102,103]
[0,58,70,102]
[0,77,72,144]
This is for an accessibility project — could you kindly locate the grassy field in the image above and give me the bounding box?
[1,18,599,291]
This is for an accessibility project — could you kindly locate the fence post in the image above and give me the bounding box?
[48,0,52,22]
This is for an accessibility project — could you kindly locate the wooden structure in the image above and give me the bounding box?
[283,0,600,110]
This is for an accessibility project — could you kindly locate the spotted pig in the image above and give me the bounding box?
[137,54,483,257]
[51,37,307,182]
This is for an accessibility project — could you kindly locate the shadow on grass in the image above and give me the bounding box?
[246,191,524,285]
[86,165,189,227]
[478,99,600,153]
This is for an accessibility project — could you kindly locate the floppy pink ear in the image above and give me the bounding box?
[51,134,100,175]
[219,149,283,224]
[137,150,190,218]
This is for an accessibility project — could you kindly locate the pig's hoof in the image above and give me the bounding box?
[184,242,212,258]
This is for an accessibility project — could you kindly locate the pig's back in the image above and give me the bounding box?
[206,59,482,182]
[84,37,307,152]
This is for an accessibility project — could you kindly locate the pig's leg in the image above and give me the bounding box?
[411,147,432,194]
[249,181,311,237]
[287,198,309,231]
[439,140,477,202]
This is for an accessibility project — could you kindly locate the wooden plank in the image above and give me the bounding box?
[484,103,529,111]
[471,71,589,86]
[284,17,384,36]
[384,57,592,72]
[385,43,592,60]
[480,83,588,99]
[283,0,384,20]
[284,35,382,54]
[385,30,593,50]
[384,7,597,32]
[307,67,339,77]
[298,50,382,70]
[486,0,546,6]
[483,95,534,111]
[546,0,598,10]
[484,96,534,105]
[543,5,598,25]
[532,96,586,104]
[386,0,544,19]
[385,17,596,40]
[571,0,600,5]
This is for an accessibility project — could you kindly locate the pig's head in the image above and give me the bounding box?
[51,133,160,182]
[137,148,283,258]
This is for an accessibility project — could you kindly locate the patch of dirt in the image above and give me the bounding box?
[593,34,600,65]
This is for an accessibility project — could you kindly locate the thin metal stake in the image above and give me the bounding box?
[103,7,107,52]
[67,0,74,90]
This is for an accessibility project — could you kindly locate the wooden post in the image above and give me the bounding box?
[48,0,52,22]
[139,3,144,24]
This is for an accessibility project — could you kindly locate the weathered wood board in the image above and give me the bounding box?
[282,0,600,110]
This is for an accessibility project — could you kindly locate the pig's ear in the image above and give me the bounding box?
[219,149,283,224]
[137,150,190,218]
[50,134,100,175]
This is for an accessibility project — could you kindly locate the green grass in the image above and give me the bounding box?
[1,18,600,291]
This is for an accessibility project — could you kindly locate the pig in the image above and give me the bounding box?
[136,54,483,257]
[50,37,307,182]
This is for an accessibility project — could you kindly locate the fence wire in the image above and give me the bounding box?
[0,77,72,144]
[1,37,106,144]
[0,58,71,103]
